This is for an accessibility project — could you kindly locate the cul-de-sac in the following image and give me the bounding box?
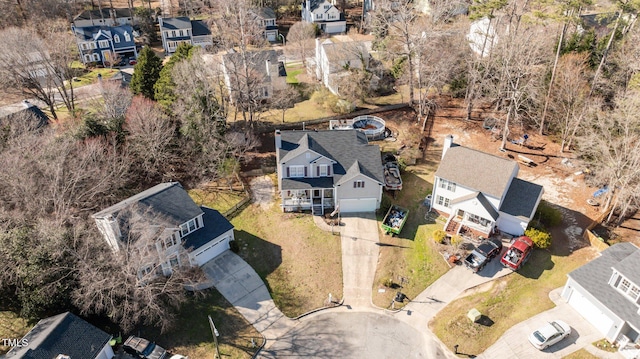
[1,0,639,358]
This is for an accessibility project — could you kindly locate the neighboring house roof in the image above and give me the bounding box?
[92,182,203,225]
[6,312,111,359]
[451,192,499,220]
[568,242,640,332]
[321,40,370,66]
[190,20,211,36]
[222,49,283,82]
[0,101,49,129]
[73,7,133,21]
[160,17,192,30]
[499,178,543,219]
[253,7,276,19]
[278,130,384,187]
[182,207,234,250]
[307,0,323,12]
[73,25,134,43]
[435,146,518,199]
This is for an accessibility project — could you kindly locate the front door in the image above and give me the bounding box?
[456,209,464,219]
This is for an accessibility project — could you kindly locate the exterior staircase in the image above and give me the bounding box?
[445,219,461,234]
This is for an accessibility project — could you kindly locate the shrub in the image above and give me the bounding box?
[433,230,447,244]
[332,99,355,114]
[229,240,240,253]
[525,228,552,249]
[450,235,462,248]
[382,277,394,288]
[535,201,562,228]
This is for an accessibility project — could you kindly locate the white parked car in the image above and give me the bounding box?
[169,355,188,359]
[528,320,572,350]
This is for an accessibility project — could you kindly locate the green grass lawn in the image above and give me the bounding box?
[372,166,450,308]
[231,195,343,317]
[71,68,119,87]
[188,188,248,215]
[286,68,303,84]
[149,289,261,359]
[0,312,31,355]
[429,246,595,354]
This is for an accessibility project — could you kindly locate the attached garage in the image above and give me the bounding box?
[497,213,527,236]
[339,198,377,213]
[565,286,616,337]
[266,31,277,42]
[191,233,232,266]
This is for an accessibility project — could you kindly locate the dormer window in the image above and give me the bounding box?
[612,273,640,303]
[114,34,120,43]
[179,217,201,237]
[124,32,131,42]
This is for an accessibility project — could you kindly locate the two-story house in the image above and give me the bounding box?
[72,25,137,66]
[276,129,384,214]
[561,242,640,357]
[430,135,544,238]
[6,312,114,359]
[221,49,287,103]
[72,7,134,27]
[250,7,279,42]
[301,0,346,34]
[92,182,235,277]
[158,17,213,54]
[315,38,371,95]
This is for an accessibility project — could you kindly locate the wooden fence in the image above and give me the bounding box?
[582,205,613,252]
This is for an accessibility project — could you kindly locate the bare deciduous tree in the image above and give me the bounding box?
[286,21,316,66]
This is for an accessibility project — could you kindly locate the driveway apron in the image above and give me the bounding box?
[201,251,296,345]
[340,213,380,308]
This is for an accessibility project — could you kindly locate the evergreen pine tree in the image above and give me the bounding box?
[154,43,194,110]
[130,47,163,100]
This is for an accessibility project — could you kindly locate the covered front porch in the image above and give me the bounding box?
[444,208,495,240]
[282,188,335,215]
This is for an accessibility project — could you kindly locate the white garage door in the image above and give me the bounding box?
[567,288,615,336]
[267,32,277,42]
[192,236,230,266]
[339,198,377,213]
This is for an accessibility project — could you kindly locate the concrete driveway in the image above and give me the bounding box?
[340,213,380,308]
[201,251,296,342]
[479,288,622,359]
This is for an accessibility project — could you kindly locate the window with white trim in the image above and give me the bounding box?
[436,195,450,208]
[289,165,305,178]
[92,53,100,61]
[171,30,176,37]
[180,218,200,237]
[614,276,640,302]
[98,40,109,48]
[438,179,456,192]
[316,13,323,19]
[83,54,92,62]
[169,256,179,268]
[81,43,89,50]
[630,285,640,301]
[124,32,131,42]
[354,180,365,188]
[319,165,328,176]
[114,35,120,43]
[467,213,490,227]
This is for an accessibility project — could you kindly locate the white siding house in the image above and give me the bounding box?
[430,135,543,238]
[315,38,371,95]
[276,129,384,214]
[301,0,346,34]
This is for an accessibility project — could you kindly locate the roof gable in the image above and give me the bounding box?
[451,192,499,220]
[182,207,234,250]
[435,146,518,198]
[7,312,111,359]
[612,251,640,286]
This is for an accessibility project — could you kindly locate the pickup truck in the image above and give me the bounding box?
[500,236,534,271]
[464,238,503,272]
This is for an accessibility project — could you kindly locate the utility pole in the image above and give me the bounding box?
[208,315,221,359]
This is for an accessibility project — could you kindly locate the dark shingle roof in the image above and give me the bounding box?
[6,312,111,359]
[281,177,335,190]
[182,207,234,250]
[0,101,49,129]
[253,7,276,19]
[568,243,640,332]
[435,146,518,199]
[160,17,192,30]
[73,8,133,21]
[190,20,211,36]
[222,50,281,82]
[278,130,384,185]
[499,178,544,220]
[451,192,499,220]
[92,182,203,225]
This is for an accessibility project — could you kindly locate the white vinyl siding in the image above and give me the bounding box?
[436,195,450,208]
[289,165,305,178]
[439,179,456,192]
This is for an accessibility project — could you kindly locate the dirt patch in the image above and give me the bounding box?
[249,176,275,210]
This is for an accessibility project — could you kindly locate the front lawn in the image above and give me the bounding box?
[231,197,343,317]
[372,167,450,308]
[150,289,262,359]
[429,246,595,354]
[563,349,601,359]
[71,68,119,87]
[0,311,31,355]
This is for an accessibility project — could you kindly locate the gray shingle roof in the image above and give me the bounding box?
[182,207,234,250]
[73,8,133,21]
[6,312,111,359]
[499,178,544,220]
[92,182,203,225]
[222,50,281,82]
[0,101,49,129]
[613,250,640,288]
[281,177,335,190]
[435,146,518,199]
[568,243,640,332]
[451,192,499,220]
[322,41,370,65]
[160,17,192,30]
[278,130,384,185]
[190,20,211,36]
[253,7,276,19]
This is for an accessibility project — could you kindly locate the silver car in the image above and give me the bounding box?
[528,320,572,350]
